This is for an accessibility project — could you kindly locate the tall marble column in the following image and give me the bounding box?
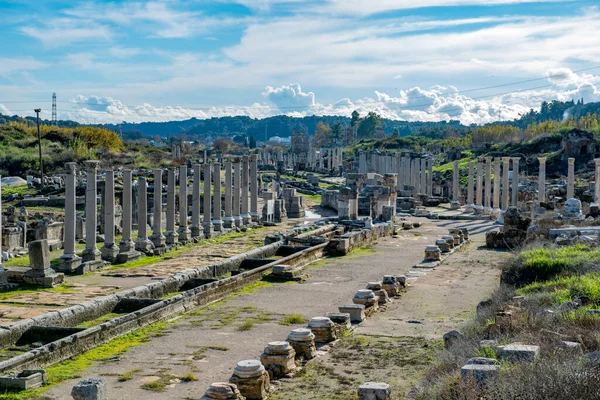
[475,158,483,213]
[191,164,202,238]
[233,160,242,227]
[414,159,421,196]
[427,158,433,197]
[203,164,214,237]
[150,169,166,248]
[241,156,251,225]
[452,160,460,203]
[165,168,178,245]
[250,154,259,222]
[404,155,411,191]
[82,161,101,262]
[101,169,119,262]
[420,158,427,195]
[493,157,501,213]
[58,162,81,271]
[212,162,223,232]
[511,157,520,208]
[502,157,510,210]
[178,165,191,242]
[538,157,547,204]
[117,169,141,263]
[223,160,234,228]
[484,157,492,213]
[465,160,475,212]
[567,158,575,199]
[135,177,153,253]
[594,159,600,203]
[395,154,402,189]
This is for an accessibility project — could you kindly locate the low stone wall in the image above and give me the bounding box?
[327,223,391,256]
[320,190,339,211]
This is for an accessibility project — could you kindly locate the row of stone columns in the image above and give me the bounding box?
[58,158,260,272]
[358,152,433,196]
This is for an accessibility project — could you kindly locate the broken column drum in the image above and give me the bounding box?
[382,275,399,297]
[260,341,296,379]
[82,160,101,262]
[287,328,317,360]
[150,169,166,248]
[436,238,451,253]
[357,382,392,400]
[101,169,119,262]
[308,316,337,343]
[165,167,179,245]
[339,304,365,323]
[201,382,245,400]
[57,162,81,272]
[424,245,442,261]
[229,360,270,400]
[352,289,379,308]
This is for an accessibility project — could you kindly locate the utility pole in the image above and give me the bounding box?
[34,109,44,185]
[51,93,57,125]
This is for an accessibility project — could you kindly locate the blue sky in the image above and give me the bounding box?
[1,0,600,124]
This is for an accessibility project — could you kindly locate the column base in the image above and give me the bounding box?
[465,203,475,213]
[56,254,82,273]
[241,213,251,225]
[250,212,260,223]
[150,233,166,248]
[165,230,179,245]
[134,237,155,254]
[449,201,461,210]
[190,225,202,238]
[212,219,223,232]
[177,227,191,243]
[473,205,483,215]
[81,247,101,263]
[116,246,142,264]
[482,206,492,215]
[492,208,501,218]
[222,217,234,229]
[233,216,242,228]
[101,244,119,263]
[203,222,214,238]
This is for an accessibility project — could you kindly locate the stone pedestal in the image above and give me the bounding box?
[308,316,337,343]
[229,360,270,400]
[201,382,244,400]
[178,165,191,242]
[260,341,296,379]
[57,162,81,272]
[436,238,451,253]
[357,382,392,400]
[424,245,442,261]
[24,240,64,287]
[352,289,379,308]
[135,177,154,254]
[82,161,101,263]
[339,304,365,323]
[71,378,107,400]
[382,275,399,297]
[287,328,317,360]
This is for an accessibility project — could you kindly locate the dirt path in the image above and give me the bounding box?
[40,218,506,400]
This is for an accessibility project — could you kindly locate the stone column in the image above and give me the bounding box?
[135,177,153,253]
[82,161,101,262]
[117,169,141,263]
[250,154,259,222]
[223,160,234,228]
[233,160,242,227]
[567,158,575,199]
[538,157,546,204]
[465,160,475,212]
[475,158,483,213]
[403,155,411,191]
[101,169,119,262]
[165,168,178,245]
[493,157,501,213]
[241,156,251,225]
[420,158,427,196]
[178,165,191,242]
[58,162,81,271]
[150,169,166,248]
[395,153,402,189]
[427,158,433,197]
[414,159,421,196]
[212,162,223,232]
[511,157,520,207]
[595,159,600,203]
[191,164,202,238]
[452,160,459,203]
[502,157,510,210]
[484,157,492,213]
[203,164,214,237]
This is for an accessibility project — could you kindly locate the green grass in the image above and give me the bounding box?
[76,312,122,329]
[433,151,474,173]
[0,321,169,399]
[118,368,142,382]
[279,313,307,325]
[518,272,600,307]
[1,185,37,200]
[192,345,229,360]
[0,284,78,302]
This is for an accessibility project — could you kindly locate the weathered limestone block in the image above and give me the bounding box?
[443,330,464,350]
[396,275,407,288]
[357,382,392,400]
[374,289,390,305]
[260,341,296,379]
[441,235,455,249]
[308,317,337,343]
[0,370,47,391]
[460,364,500,384]
[381,275,399,297]
[287,328,317,360]
[71,378,107,400]
[499,343,540,363]
[339,304,366,323]
[201,382,246,400]
[352,289,379,308]
[449,228,465,244]
[424,245,441,261]
[460,228,470,241]
[326,312,351,332]
[24,240,64,287]
[365,282,382,291]
[229,360,270,400]
[467,357,499,365]
[436,239,451,253]
[270,264,303,281]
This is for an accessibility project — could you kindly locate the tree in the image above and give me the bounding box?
[357,112,381,139]
[213,136,234,153]
[312,122,331,147]
[351,110,360,128]
[331,122,343,146]
[391,128,400,138]
[248,135,257,149]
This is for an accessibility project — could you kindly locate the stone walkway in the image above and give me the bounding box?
[41,218,504,400]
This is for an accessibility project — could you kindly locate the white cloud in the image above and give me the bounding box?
[0,57,48,77]
[109,47,143,58]
[20,18,112,47]
[0,105,12,115]
[263,83,315,111]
